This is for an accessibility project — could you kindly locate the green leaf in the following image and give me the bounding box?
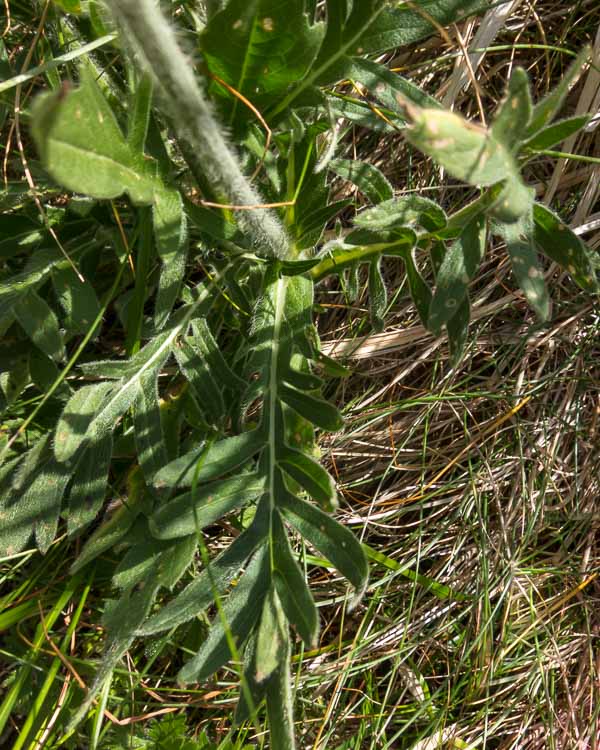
[127,72,153,153]
[69,580,160,728]
[153,188,188,330]
[347,57,441,113]
[272,513,318,648]
[533,203,599,293]
[70,472,146,572]
[134,372,168,482]
[153,430,266,490]
[113,527,197,593]
[13,289,65,361]
[279,382,343,432]
[329,159,393,204]
[316,351,351,378]
[156,534,198,590]
[278,449,337,511]
[0,339,29,377]
[358,0,489,56]
[0,213,43,260]
[0,356,30,410]
[491,67,532,151]
[84,336,173,455]
[31,67,157,203]
[405,107,517,187]
[27,455,72,554]
[368,257,387,331]
[191,318,246,392]
[447,298,471,366]
[400,248,432,327]
[79,336,173,380]
[52,0,81,12]
[174,345,221,424]
[275,0,382,100]
[52,265,101,337]
[283,366,323,392]
[54,382,115,463]
[325,94,397,134]
[343,261,361,302]
[280,258,322,277]
[150,473,266,540]
[280,0,488,110]
[234,635,268,726]
[138,510,269,634]
[112,529,161,590]
[0,440,49,556]
[0,247,85,320]
[201,0,325,125]
[75,275,222,463]
[29,349,71,398]
[354,195,447,233]
[255,587,288,683]
[495,212,551,321]
[264,643,295,750]
[177,545,270,684]
[428,215,486,334]
[68,434,113,534]
[280,494,368,604]
[521,115,592,153]
[526,47,591,137]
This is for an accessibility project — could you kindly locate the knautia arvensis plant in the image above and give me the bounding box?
[0,0,597,745]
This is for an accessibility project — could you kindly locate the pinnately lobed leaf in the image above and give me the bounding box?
[150,473,267,539]
[177,545,270,684]
[280,494,368,607]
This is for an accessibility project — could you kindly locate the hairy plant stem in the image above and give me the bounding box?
[104,0,289,260]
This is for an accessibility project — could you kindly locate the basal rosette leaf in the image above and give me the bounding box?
[177,545,271,684]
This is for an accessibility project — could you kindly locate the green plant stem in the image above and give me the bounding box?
[525,148,600,166]
[104,0,289,260]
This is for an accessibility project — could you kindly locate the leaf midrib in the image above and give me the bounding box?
[267,276,287,525]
